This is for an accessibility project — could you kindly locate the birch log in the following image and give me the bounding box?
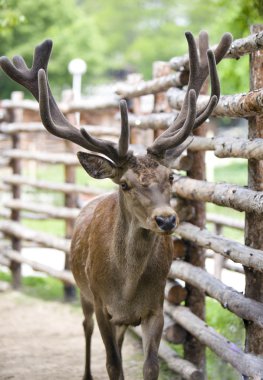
[173,174,263,214]
[4,199,80,220]
[168,87,263,118]
[3,174,106,195]
[0,220,70,253]
[169,260,263,327]
[165,304,263,378]
[2,250,75,284]
[0,122,119,137]
[130,325,203,380]
[189,136,263,160]
[115,72,188,98]
[169,31,263,71]
[175,222,263,271]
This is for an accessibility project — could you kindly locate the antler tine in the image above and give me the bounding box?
[38,69,95,150]
[39,69,129,163]
[0,39,52,100]
[147,31,232,160]
[0,41,132,166]
[147,89,197,156]
[80,99,132,165]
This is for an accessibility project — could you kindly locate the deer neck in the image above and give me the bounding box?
[112,191,157,300]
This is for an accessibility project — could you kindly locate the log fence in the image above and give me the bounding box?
[1,26,263,379]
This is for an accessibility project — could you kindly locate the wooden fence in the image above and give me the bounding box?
[1,25,263,379]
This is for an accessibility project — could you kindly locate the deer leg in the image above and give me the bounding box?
[116,325,128,360]
[81,295,94,380]
[141,312,164,380]
[95,305,124,380]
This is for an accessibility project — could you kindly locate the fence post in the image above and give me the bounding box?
[213,224,224,280]
[63,142,77,301]
[9,91,23,289]
[244,23,263,355]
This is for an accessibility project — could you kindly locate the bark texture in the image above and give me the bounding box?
[244,24,263,356]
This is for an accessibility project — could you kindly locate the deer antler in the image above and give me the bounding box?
[0,41,132,166]
[147,31,232,159]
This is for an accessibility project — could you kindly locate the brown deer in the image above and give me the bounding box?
[0,31,232,380]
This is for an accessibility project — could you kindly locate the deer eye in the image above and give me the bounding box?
[120,181,130,191]
[169,173,174,184]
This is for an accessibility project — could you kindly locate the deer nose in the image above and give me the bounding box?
[155,215,176,231]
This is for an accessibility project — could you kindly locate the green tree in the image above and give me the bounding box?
[0,0,106,98]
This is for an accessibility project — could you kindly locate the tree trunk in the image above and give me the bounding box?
[244,24,263,355]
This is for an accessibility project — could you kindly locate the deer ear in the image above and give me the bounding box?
[77,152,117,179]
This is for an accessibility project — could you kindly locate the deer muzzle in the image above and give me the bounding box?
[151,207,178,234]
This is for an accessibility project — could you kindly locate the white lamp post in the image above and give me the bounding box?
[68,58,87,124]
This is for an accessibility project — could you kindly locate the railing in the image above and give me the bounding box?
[1,26,263,379]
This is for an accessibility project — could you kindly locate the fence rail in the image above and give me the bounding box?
[1,26,263,379]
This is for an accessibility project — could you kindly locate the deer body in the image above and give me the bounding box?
[71,156,175,379]
[0,30,232,380]
[71,191,173,324]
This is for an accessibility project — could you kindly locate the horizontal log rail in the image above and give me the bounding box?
[165,303,263,378]
[4,199,80,220]
[115,71,188,98]
[169,31,263,71]
[3,174,106,195]
[1,249,75,284]
[0,220,70,253]
[1,97,119,114]
[189,136,263,160]
[131,325,203,380]
[168,87,263,118]
[175,222,263,271]
[224,260,244,274]
[169,261,263,327]
[3,149,79,165]
[0,122,120,138]
[173,175,263,214]
[114,32,263,98]
[127,112,176,130]
[206,213,244,230]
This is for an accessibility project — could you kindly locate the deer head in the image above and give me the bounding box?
[0,32,232,235]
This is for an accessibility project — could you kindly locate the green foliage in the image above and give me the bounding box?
[0,0,106,97]
[0,1,262,103]
[0,271,65,300]
[206,298,244,380]
[0,0,25,36]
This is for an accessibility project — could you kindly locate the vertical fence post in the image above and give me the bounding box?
[213,223,224,280]
[63,141,77,301]
[9,91,23,289]
[244,23,263,355]
[183,132,206,376]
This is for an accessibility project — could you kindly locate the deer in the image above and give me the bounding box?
[0,30,232,380]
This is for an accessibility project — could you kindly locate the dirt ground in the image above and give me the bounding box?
[0,290,146,380]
